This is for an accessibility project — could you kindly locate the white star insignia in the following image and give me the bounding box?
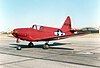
[54,30,65,36]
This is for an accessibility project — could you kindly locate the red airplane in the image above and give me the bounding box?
[12,16,81,50]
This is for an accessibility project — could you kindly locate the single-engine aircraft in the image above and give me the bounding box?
[12,16,84,50]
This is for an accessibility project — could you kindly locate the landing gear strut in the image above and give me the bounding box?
[43,41,49,49]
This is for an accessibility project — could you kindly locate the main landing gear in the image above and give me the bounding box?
[28,42,34,47]
[43,42,49,49]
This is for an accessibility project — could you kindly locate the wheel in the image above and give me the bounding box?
[28,42,34,47]
[43,43,49,49]
[16,46,22,50]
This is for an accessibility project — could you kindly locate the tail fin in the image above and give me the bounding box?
[61,16,72,32]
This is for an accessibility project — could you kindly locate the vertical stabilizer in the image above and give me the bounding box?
[61,16,72,32]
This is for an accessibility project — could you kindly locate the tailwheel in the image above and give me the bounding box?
[16,46,22,50]
[43,43,49,49]
[28,42,34,47]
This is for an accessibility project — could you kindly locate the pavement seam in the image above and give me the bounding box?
[0,59,33,65]
[0,51,99,68]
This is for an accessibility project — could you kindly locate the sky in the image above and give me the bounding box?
[0,0,100,32]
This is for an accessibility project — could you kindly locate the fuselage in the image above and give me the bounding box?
[12,25,72,41]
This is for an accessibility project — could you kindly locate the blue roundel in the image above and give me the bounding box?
[54,29,65,36]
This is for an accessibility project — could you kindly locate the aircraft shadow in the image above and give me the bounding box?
[10,42,74,50]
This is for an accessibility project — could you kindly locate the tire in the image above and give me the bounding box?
[43,43,49,49]
[28,42,34,47]
[16,46,22,50]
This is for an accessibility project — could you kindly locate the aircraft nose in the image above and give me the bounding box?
[12,29,19,38]
[12,28,28,37]
[12,29,18,34]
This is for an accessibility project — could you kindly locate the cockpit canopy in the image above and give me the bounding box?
[32,24,44,30]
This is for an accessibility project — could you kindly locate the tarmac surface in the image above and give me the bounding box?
[0,34,100,68]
